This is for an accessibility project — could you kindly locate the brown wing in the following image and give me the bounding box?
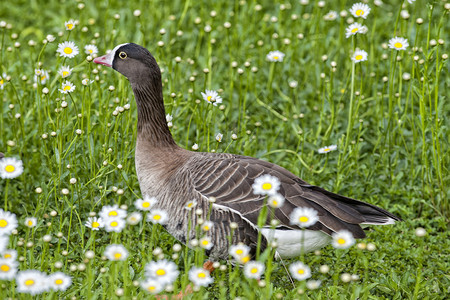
[188,152,400,239]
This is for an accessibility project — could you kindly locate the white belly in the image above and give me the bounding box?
[261,228,331,259]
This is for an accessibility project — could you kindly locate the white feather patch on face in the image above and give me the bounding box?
[105,43,129,67]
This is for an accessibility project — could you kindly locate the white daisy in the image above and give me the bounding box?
[388,37,409,51]
[166,114,173,122]
[345,23,368,38]
[134,196,158,211]
[82,78,94,86]
[351,50,368,63]
[0,258,18,280]
[58,66,73,78]
[34,69,49,84]
[199,236,214,250]
[59,80,75,94]
[290,207,319,228]
[349,3,371,19]
[64,19,76,31]
[188,267,214,287]
[229,243,251,261]
[0,73,7,90]
[201,220,214,232]
[126,212,142,225]
[0,157,24,179]
[0,209,18,235]
[184,199,197,211]
[104,218,126,233]
[147,209,168,225]
[252,174,280,196]
[215,133,223,142]
[306,279,321,290]
[289,261,312,281]
[48,272,72,291]
[24,217,37,228]
[104,244,129,261]
[323,11,338,21]
[16,270,48,295]
[85,217,104,231]
[331,230,356,249]
[243,261,265,279]
[266,50,285,62]
[99,204,127,220]
[267,193,285,208]
[0,236,9,253]
[56,41,79,58]
[1,249,18,260]
[318,145,338,154]
[201,90,222,106]
[144,259,179,285]
[84,44,98,55]
[140,278,165,294]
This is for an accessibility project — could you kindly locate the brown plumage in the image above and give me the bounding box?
[94,43,401,260]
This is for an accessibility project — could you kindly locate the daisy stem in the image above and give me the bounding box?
[266,63,275,96]
[343,61,356,155]
[3,179,8,210]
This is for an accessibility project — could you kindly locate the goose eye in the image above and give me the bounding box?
[119,51,127,59]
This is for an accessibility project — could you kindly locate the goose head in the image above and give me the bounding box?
[93,43,161,85]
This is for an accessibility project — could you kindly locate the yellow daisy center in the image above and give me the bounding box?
[355,55,363,60]
[27,220,33,226]
[62,71,69,77]
[114,253,122,259]
[4,254,11,259]
[241,256,250,263]
[202,240,209,246]
[251,268,258,274]
[198,272,206,278]
[0,220,8,227]
[356,9,364,16]
[351,28,358,33]
[92,222,99,228]
[88,49,93,53]
[63,85,71,91]
[25,279,35,286]
[236,249,243,255]
[67,24,74,30]
[55,279,63,285]
[108,211,118,216]
[262,183,272,190]
[0,79,3,85]
[110,221,118,227]
[207,96,212,102]
[394,42,403,48]
[148,286,156,291]
[153,215,161,220]
[187,203,193,208]
[0,264,10,272]
[64,47,73,54]
[297,269,305,274]
[41,75,46,81]
[323,148,330,152]
[142,202,150,208]
[5,165,15,173]
[273,56,279,60]
[272,200,278,206]
[299,216,309,223]
[156,269,166,276]
[337,238,346,244]
[203,226,209,230]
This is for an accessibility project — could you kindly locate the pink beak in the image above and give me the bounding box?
[93,55,112,67]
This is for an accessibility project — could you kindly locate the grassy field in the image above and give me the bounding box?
[0,0,449,299]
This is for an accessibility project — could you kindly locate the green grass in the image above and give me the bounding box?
[0,0,449,299]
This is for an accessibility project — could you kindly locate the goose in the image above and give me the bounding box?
[93,43,400,260]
